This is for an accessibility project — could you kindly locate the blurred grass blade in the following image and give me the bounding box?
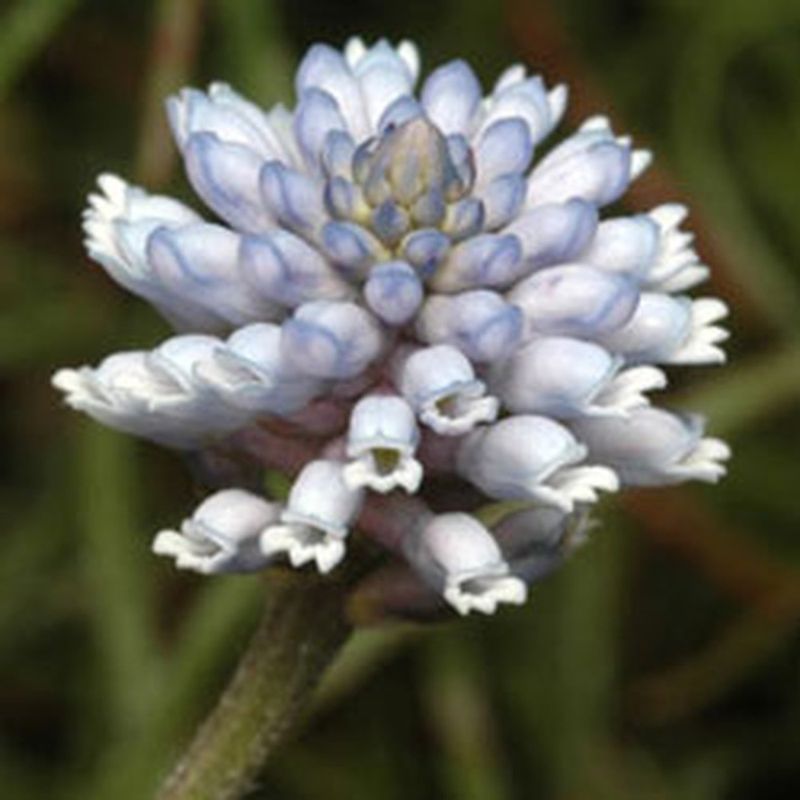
[136,0,204,187]
[672,25,800,336]
[631,581,800,725]
[213,0,294,103]
[549,520,625,794]
[83,576,263,800]
[314,625,422,714]
[421,626,513,800]
[75,423,162,736]
[0,0,82,102]
[676,345,800,435]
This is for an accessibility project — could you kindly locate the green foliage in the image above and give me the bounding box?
[1,0,799,798]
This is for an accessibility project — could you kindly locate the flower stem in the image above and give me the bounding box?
[157,569,351,800]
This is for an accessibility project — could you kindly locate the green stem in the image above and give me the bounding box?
[157,570,352,800]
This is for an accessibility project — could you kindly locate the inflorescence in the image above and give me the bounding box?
[53,38,729,617]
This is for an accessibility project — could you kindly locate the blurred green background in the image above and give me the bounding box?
[2,0,800,797]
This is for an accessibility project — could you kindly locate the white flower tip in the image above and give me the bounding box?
[420,392,500,436]
[630,148,653,179]
[580,114,611,133]
[657,265,711,293]
[537,465,620,512]
[649,203,688,229]
[548,84,569,123]
[592,365,667,415]
[444,575,527,616]
[645,203,711,291]
[397,40,421,78]
[51,367,81,395]
[670,298,730,365]
[260,524,346,574]
[677,437,731,483]
[342,455,423,494]
[152,529,250,575]
[93,173,130,210]
[83,179,127,250]
[152,529,184,558]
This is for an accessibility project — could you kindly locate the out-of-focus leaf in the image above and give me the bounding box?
[0,0,83,101]
[74,422,162,735]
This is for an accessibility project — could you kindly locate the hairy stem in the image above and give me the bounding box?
[157,569,351,800]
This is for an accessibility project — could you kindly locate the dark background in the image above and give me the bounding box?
[1,0,800,797]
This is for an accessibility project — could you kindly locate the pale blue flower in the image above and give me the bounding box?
[153,489,280,574]
[403,512,527,615]
[54,37,729,616]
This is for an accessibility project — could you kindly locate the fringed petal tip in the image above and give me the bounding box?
[671,436,731,483]
[260,524,346,574]
[444,574,528,616]
[343,455,424,494]
[152,488,280,574]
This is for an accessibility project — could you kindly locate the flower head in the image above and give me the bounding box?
[54,37,729,617]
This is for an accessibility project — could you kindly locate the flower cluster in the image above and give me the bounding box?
[53,38,729,616]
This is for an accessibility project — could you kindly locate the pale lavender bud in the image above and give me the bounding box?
[377,95,424,134]
[480,68,567,147]
[153,489,280,574]
[457,415,619,511]
[82,175,226,331]
[370,200,412,245]
[183,132,273,233]
[526,117,651,208]
[52,347,243,449]
[416,290,524,362]
[403,512,527,615]
[319,130,356,180]
[431,233,523,292]
[195,323,321,415]
[441,196,484,240]
[259,161,326,236]
[343,395,423,493]
[293,88,349,171]
[147,335,250,427]
[579,214,660,280]
[478,174,526,231]
[508,264,640,338]
[444,134,477,199]
[503,199,598,270]
[147,223,278,327]
[493,506,590,584]
[421,60,482,136]
[597,293,729,365]
[347,39,418,130]
[324,175,362,219]
[409,188,447,228]
[493,505,571,561]
[363,261,424,325]
[322,221,387,277]
[571,407,730,486]
[239,229,351,307]
[474,118,534,185]
[167,86,284,159]
[260,459,364,573]
[491,336,666,418]
[281,300,385,380]
[400,229,450,277]
[296,44,369,139]
[397,344,499,435]
[359,117,467,207]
